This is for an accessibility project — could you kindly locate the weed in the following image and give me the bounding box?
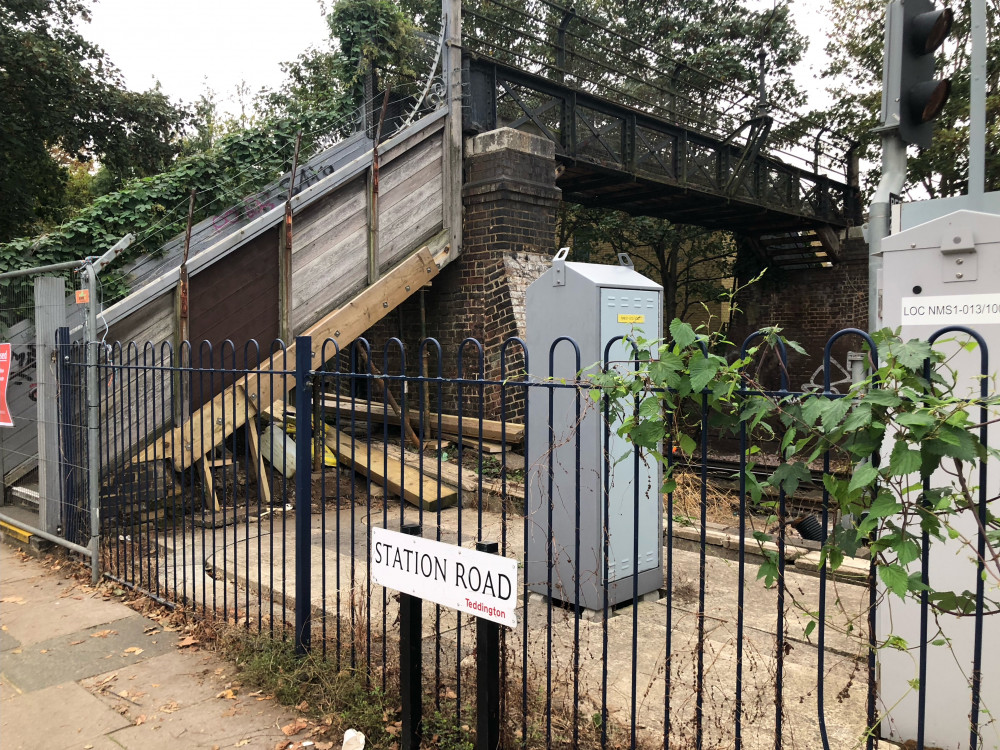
[217,627,396,747]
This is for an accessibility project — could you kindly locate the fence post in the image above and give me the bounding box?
[294,336,313,656]
[83,264,101,584]
[400,523,423,750]
[476,540,501,750]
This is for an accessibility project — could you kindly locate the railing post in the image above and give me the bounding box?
[476,540,501,750]
[400,523,423,750]
[294,336,313,655]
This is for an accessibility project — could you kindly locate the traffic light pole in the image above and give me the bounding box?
[968,0,986,197]
[868,133,907,331]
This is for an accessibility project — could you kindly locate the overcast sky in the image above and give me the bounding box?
[85,0,831,115]
[86,0,331,111]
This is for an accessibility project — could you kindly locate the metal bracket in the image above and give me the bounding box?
[617,252,634,269]
[553,246,569,286]
[941,230,977,283]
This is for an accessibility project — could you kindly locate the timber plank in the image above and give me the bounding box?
[158,245,442,469]
[323,397,525,444]
[327,431,457,511]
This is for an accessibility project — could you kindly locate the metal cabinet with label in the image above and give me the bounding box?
[525,250,663,610]
[877,209,1000,748]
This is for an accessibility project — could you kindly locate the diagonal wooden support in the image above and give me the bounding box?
[156,244,442,471]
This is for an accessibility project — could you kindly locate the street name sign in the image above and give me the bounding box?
[370,526,518,628]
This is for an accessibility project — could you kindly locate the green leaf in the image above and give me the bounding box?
[804,620,816,639]
[848,463,879,493]
[638,397,661,418]
[669,319,696,349]
[632,420,665,448]
[820,397,852,432]
[768,461,812,496]
[888,440,922,476]
[688,355,720,393]
[842,403,873,433]
[896,537,921,566]
[678,433,696,456]
[864,389,902,408]
[879,564,909,599]
[866,492,902,520]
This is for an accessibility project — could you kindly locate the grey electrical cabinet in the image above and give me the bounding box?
[525,250,663,611]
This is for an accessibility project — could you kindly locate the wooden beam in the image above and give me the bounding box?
[323,397,525,444]
[814,224,842,263]
[327,431,458,511]
[158,244,442,470]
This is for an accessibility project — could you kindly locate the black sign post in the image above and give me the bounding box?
[400,523,423,750]
[476,540,501,750]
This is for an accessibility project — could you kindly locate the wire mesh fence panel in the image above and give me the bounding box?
[1,272,92,553]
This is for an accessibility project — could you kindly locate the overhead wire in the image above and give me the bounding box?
[464,0,854,171]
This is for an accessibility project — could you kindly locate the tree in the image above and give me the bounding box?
[0,0,190,242]
[807,0,999,200]
[259,0,422,121]
[559,205,737,327]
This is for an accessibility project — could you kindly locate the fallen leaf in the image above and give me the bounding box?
[281,718,309,736]
[123,647,144,656]
[295,700,309,712]
[0,596,26,604]
[69,640,84,646]
[134,715,146,726]
[10,649,21,654]
[315,743,334,750]
[216,689,237,700]
[221,704,239,717]
[91,629,117,638]
[236,741,252,748]
[159,701,179,713]
[39,649,48,654]
[176,636,199,648]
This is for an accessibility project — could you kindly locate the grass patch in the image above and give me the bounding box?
[218,627,397,747]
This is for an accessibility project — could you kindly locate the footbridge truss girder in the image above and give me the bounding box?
[462,56,862,237]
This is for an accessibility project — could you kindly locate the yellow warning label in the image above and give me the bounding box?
[617,314,645,324]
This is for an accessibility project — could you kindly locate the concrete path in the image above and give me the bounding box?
[0,543,300,750]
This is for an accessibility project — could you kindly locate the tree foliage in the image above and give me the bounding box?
[809,0,999,199]
[0,0,420,300]
[0,0,192,242]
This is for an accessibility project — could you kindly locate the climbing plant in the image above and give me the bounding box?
[590,320,1000,619]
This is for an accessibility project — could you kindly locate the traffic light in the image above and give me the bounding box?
[880,0,954,148]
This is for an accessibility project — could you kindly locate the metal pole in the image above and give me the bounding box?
[968,0,986,197]
[0,510,93,557]
[0,261,83,280]
[476,540,501,750]
[868,132,907,331]
[294,336,313,655]
[400,523,423,750]
[83,263,101,584]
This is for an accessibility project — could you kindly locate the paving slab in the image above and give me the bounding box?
[0,680,132,750]
[0,552,43,584]
[3,613,178,692]
[1,572,133,647]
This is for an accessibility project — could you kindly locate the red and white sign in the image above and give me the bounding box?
[370,526,518,628]
[0,343,12,427]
